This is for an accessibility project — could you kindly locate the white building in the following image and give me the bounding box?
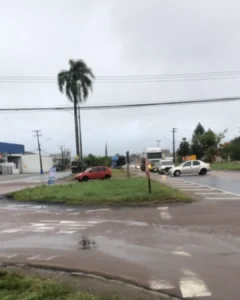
[1,154,53,174]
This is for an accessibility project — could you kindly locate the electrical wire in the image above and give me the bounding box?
[1,70,240,83]
[0,96,239,112]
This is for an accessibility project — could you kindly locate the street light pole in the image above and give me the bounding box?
[156,140,161,147]
[33,130,43,174]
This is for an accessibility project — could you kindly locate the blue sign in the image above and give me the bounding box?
[48,167,56,185]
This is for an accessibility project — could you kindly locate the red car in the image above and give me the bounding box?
[75,166,112,182]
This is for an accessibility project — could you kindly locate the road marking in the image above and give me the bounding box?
[206,197,240,200]
[27,255,58,261]
[0,253,18,259]
[178,188,211,191]
[180,269,212,298]
[85,209,110,213]
[149,279,176,290]
[69,212,81,216]
[45,255,58,261]
[32,223,46,227]
[195,192,226,195]
[57,230,77,234]
[172,251,191,257]
[1,229,20,233]
[157,206,169,210]
[34,226,54,230]
[180,180,240,197]
[60,221,77,224]
[27,255,42,260]
[7,254,18,258]
[160,211,172,220]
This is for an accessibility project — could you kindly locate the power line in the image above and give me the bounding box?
[0,96,239,112]
[2,69,240,79]
[1,70,240,83]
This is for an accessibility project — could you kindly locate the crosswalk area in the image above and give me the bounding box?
[0,220,103,235]
[159,176,240,201]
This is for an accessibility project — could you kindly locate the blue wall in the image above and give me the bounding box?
[0,142,25,154]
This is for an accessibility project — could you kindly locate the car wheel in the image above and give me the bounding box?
[199,168,207,175]
[82,176,89,182]
[174,170,181,177]
[104,174,111,179]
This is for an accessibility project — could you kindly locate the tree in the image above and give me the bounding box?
[177,138,191,160]
[191,123,205,159]
[199,129,227,162]
[221,137,240,161]
[58,59,95,160]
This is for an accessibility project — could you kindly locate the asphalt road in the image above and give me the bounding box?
[0,189,240,300]
[170,170,240,195]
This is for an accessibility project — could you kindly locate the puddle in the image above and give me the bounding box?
[1,235,77,250]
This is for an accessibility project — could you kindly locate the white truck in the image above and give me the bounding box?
[140,147,162,171]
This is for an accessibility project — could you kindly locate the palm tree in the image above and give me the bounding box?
[57,59,95,166]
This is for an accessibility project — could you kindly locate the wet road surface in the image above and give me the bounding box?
[0,194,240,300]
[169,170,240,195]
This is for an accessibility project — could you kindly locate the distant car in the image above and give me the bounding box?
[157,160,174,174]
[75,166,112,182]
[53,164,65,172]
[168,160,210,177]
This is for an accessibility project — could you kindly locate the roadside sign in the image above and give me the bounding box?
[48,167,56,185]
[145,157,151,194]
[145,157,150,179]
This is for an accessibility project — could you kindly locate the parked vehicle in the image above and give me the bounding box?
[75,166,112,181]
[157,160,174,174]
[140,147,162,171]
[53,164,65,172]
[168,160,210,177]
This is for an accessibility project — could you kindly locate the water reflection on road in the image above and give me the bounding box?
[178,171,240,194]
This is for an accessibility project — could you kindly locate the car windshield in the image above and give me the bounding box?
[85,168,92,172]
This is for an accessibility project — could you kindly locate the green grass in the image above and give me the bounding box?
[211,162,240,171]
[0,270,112,300]
[9,177,191,205]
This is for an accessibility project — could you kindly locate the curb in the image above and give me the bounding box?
[0,262,182,300]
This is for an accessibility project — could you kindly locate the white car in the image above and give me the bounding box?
[169,160,210,177]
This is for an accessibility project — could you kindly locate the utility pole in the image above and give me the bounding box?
[33,130,43,174]
[60,146,65,168]
[156,140,161,147]
[171,128,177,163]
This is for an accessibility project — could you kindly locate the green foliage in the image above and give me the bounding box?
[0,270,109,300]
[191,123,205,159]
[221,137,240,161]
[177,138,191,160]
[177,123,227,162]
[84,154,111,167]
[57,59,95,156]
[10,178,191,205]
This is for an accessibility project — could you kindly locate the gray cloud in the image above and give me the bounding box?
[0,0,239,156]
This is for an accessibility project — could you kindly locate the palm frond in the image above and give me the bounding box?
[57,71,69,92]
[65,78,73,102]
[81,83,89,101]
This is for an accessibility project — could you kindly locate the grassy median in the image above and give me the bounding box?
[211,162,240,171]
[9,177,191,205]
[0,270,111,300]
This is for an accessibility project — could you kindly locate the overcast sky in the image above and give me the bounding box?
[1,0,240,156]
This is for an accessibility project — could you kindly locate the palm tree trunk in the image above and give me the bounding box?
[78,104,83,171]
[74,99,80,157]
